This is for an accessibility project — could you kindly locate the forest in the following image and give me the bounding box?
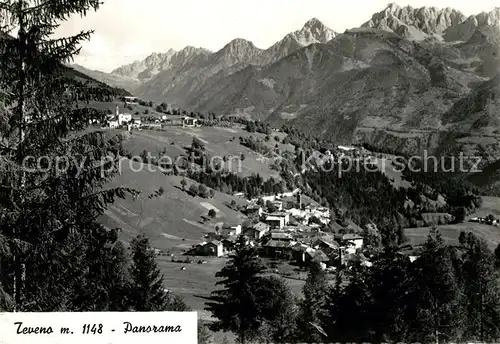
[0,2,497,344]
[0,0,197,326]
[206,230,500,343]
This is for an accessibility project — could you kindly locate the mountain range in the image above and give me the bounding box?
[72,3,500,162]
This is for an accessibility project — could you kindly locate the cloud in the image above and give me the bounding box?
[74,33,152,72]
[78,33,111,57]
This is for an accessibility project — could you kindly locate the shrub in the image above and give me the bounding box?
[189,184,199,196]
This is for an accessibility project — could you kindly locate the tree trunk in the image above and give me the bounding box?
[14,0,27,312]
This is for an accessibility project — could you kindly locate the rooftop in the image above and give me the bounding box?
[222,223,241,229]
[252,222,270,232]
[264,240,293,248]
[335,233,364,241]
[269,211,288,216]
[270,232,293,240]
[306,249,330,262]
[246,204,262,210]
[266,216,285,221]
[314,238,340,248]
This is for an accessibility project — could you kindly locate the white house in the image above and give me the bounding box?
[190,241,224,257]
[288,208,306,218]
[132,116,142,128]
[118,113,132,125]
[114,105,132,126]
[260,195,276,202]
[243,222,270,240]
[271,212,290,225]
[183,116,199,127]
[305,206,331,225]
[123,96,139,104]
[221,224,242,237]
[335,234,364,254]
[108,119,119,129]
[265,215,285,229]
[271,201,283,211]
[280,188,301,197]
[288,208,310,224]
[265,212,289,229]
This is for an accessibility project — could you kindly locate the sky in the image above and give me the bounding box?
[54,0,500,73]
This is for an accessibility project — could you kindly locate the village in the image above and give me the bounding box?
[184,188,371,272]
[100,96,202,131]
[97,97,500,276]
[104,104,201,131]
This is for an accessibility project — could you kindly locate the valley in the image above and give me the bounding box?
[73,4,500,162]
[3,1,500,343]
[92,104,500,325]
[73,4,500,337]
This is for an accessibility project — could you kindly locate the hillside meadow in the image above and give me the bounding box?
[405,196,500,250]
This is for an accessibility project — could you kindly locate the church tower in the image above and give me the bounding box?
[115,104,119,116]
[296,190,302,209]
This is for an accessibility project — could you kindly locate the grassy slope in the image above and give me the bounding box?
[99,124,288,248]
[101,157,305,325]
[404,196,500,250]
[97,125,297,328]
[101,158,249,253]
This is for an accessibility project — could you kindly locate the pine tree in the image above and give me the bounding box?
[0,0,134,311]
[206,235,266,344]
[256,275,298,343]
[409,227,464,343]
[296,261,329,342]
[72,227,130,311]
[494,242,500,268]
[459,232,500,341]
[322,262,374,342]
[128,234,168,311]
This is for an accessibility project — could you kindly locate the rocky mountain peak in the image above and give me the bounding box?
[303,17,324,30]
[177,46,211,56]
[384,2,402,14]
[217,38,261,59]
[363,3,466,36]
[223,38,258,50]
[215,38,262,63]
[476,7,500,27]
[299,17,336,43]
[444,7,500,42]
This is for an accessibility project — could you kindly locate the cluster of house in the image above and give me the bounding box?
[121,96,140,104]
[247,189,332,227]
[104,106,201,130]
[470,215,499,227]
[186,189,371,269]
[187,219,367,269]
